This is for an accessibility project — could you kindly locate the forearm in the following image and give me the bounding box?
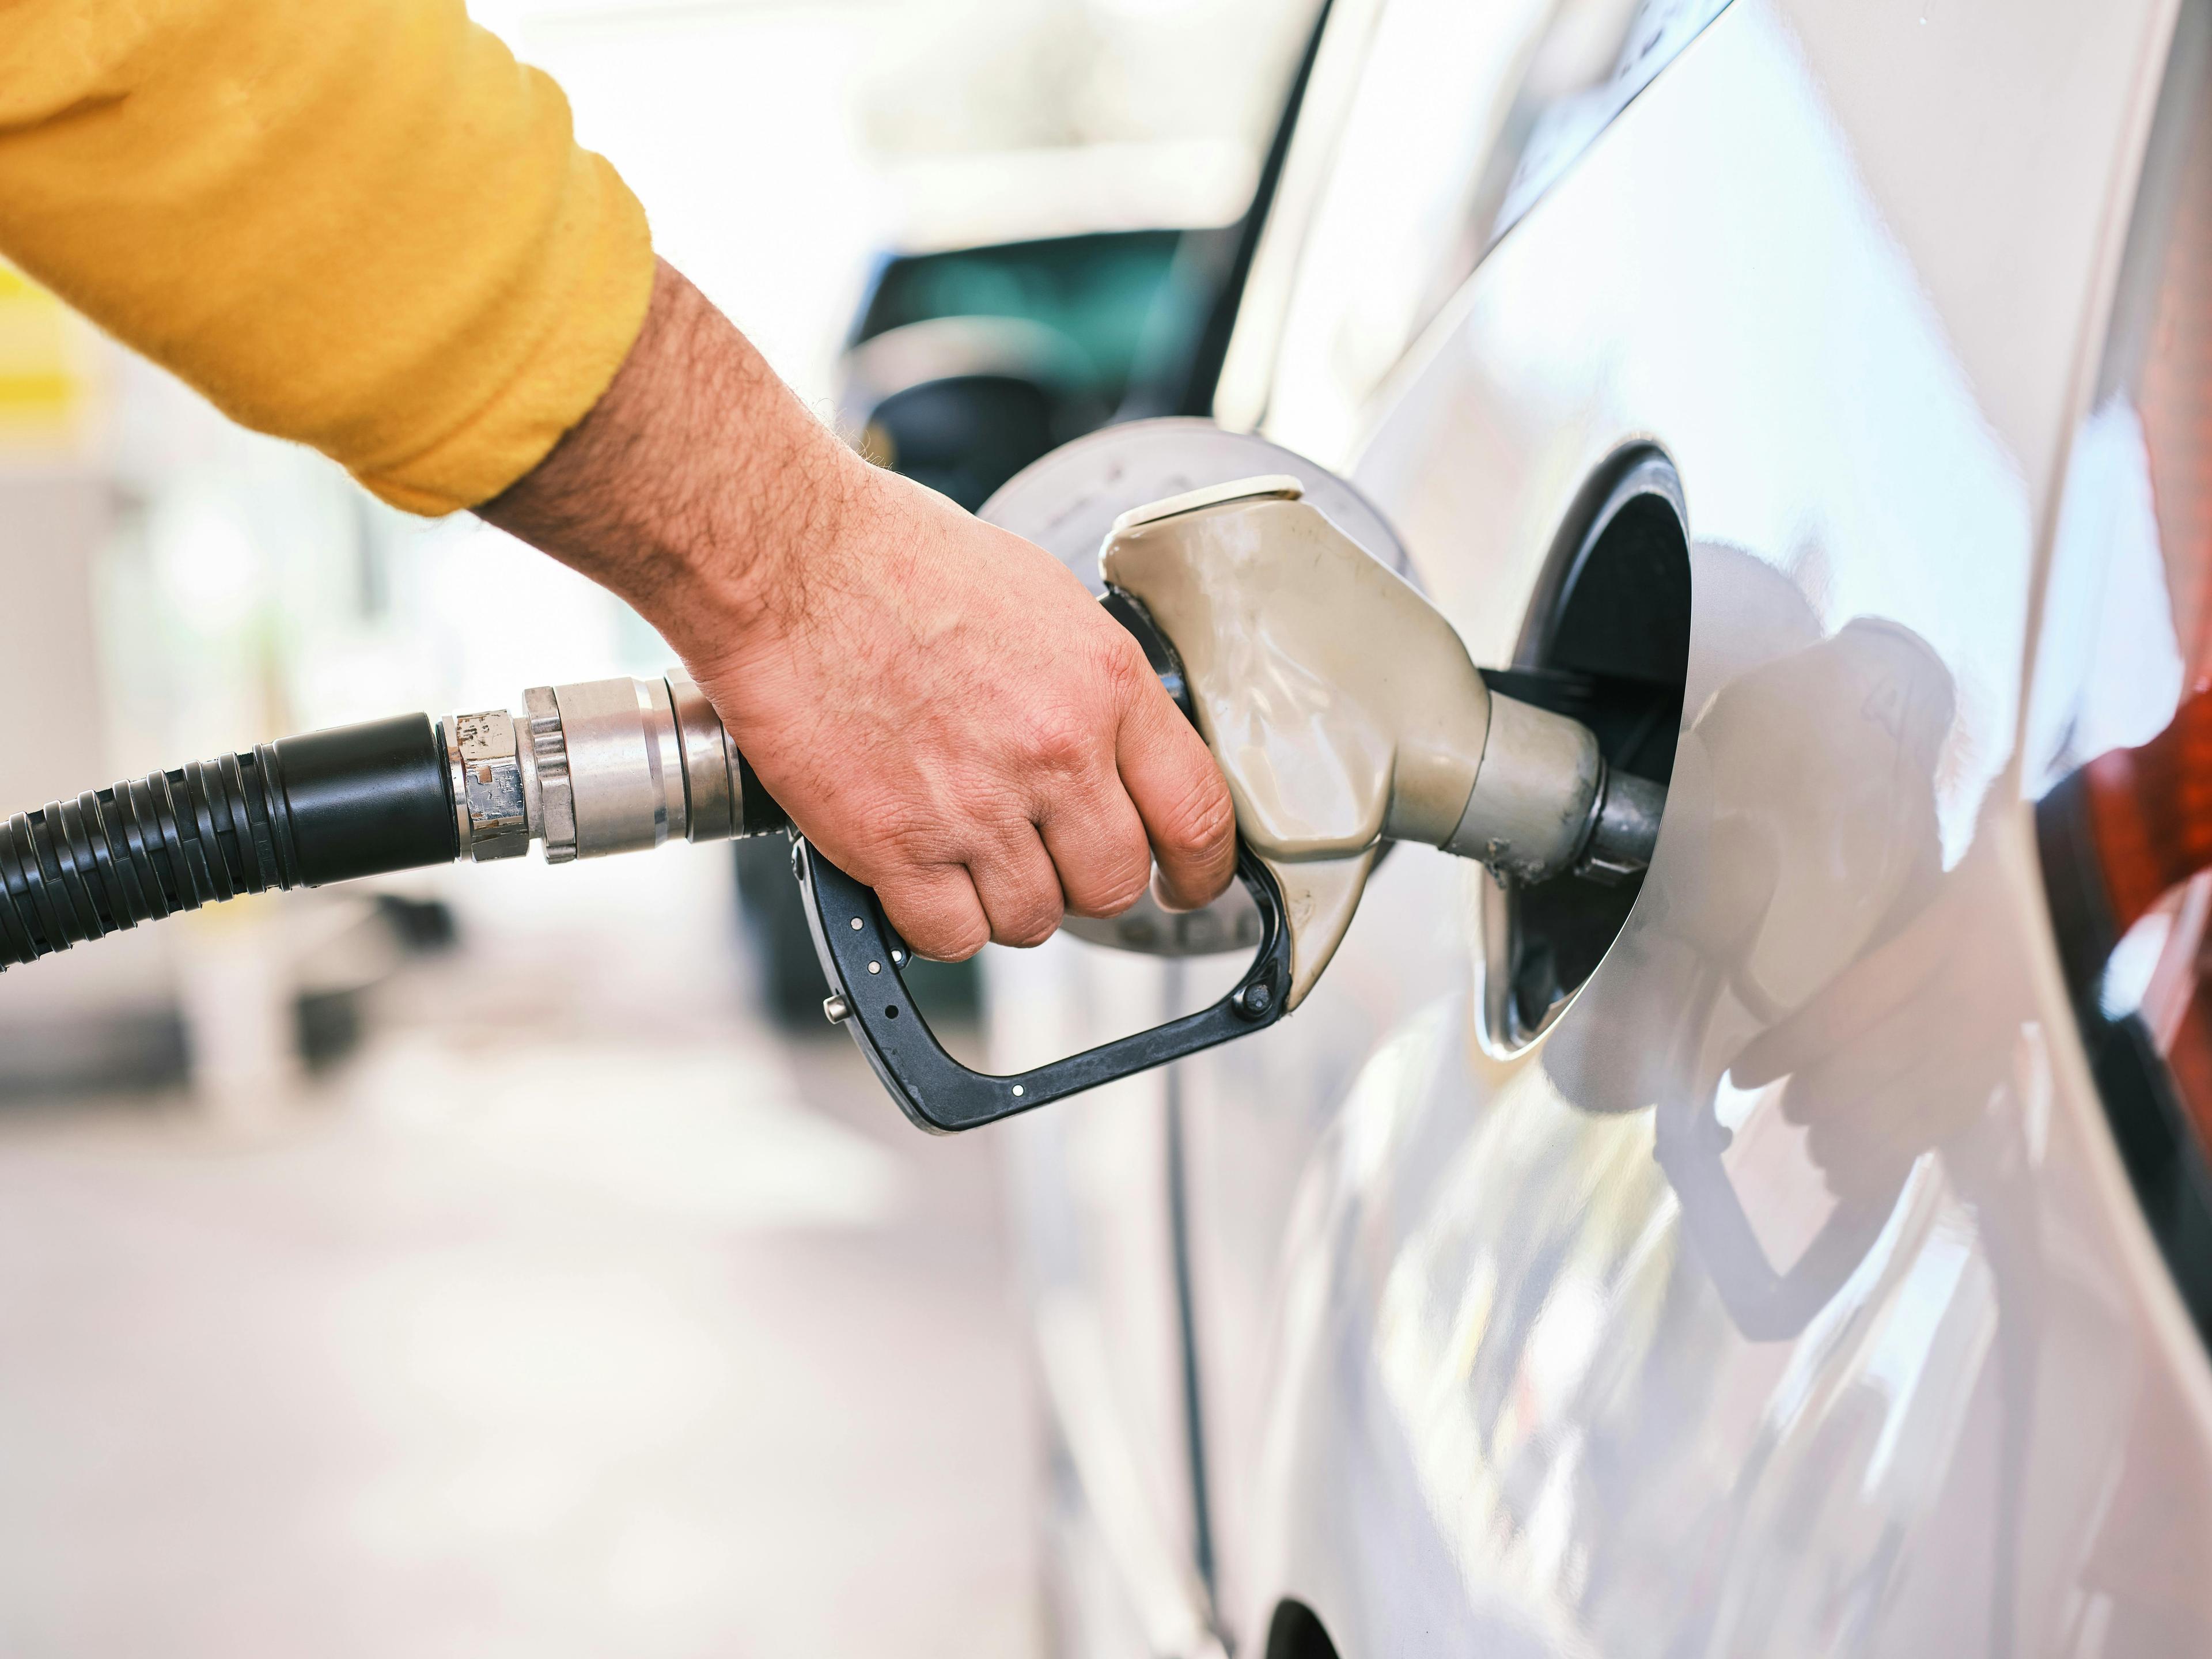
[478,259,863,666]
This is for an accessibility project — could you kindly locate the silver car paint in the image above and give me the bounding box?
[1000,1,2212,1653]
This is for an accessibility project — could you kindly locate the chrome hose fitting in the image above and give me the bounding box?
[1574,766,1667,884]
[443,709,529,862]
[442,672,787,865]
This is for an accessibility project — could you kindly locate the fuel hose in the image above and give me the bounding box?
[0,717,455,968]
[0,676,789,971]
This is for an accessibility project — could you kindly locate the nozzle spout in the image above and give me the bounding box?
[1581,767,1666,882]
[1099,478,1670,1007]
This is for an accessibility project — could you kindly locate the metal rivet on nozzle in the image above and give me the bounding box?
[823,994,852,1025]
[850,918,863,931]
[868,961,881,975]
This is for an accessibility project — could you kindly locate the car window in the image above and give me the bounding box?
[1224,0,1552,458]
[1495,0,1736,239]
[1225,0,1732,462]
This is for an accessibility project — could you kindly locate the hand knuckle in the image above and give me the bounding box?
[868,810,948,872]
[876,873,986,963]
[1020,708,1093,777]
[1081,839,1155,916]
[994,901,1062,948]
[984,868,1064,946]
[908,908,988,962]
[1161,774,1234,859]
[937,922,990,961]
[1087,868,1152,917]
[1096,634,1151,699]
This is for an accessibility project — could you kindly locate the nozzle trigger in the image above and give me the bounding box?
[794,838,1291,1132]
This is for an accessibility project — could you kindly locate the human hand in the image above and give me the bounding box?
[480,260,1236,959]
[689,461,1237,959]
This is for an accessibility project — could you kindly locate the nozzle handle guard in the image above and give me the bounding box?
[796,837,1291,1133]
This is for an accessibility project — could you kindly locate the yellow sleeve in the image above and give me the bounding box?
[0,0,655,515]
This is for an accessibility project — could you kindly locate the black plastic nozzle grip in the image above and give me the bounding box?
[796,838,1292,1132]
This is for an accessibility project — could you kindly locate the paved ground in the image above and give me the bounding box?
[0,857,1040,1658]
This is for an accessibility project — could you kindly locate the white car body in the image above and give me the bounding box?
[991,0,2212,1654]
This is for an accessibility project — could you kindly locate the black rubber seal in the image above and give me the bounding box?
[275,714,457,887]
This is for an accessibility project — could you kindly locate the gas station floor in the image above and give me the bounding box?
[0,874,1039,1657]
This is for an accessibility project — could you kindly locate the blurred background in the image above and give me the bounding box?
[0,1,1316,1652]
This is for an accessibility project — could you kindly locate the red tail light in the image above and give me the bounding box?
[2036,12,2212,1328]
[2048,689,2212,1155]
[2078,690,2212,941]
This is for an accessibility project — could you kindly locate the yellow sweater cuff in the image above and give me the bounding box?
[0,0,658,516]
[353,153,656,516]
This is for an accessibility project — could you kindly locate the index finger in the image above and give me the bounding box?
[1116,685,1236,911]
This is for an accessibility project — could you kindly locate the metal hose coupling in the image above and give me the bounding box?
[443,673,789,865]
[0,673,789,972]
[1575,765,1667,883]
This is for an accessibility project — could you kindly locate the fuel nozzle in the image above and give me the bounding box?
[1100,475,1664,1010]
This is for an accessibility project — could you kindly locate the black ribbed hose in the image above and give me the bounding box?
[0,714,458,970]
